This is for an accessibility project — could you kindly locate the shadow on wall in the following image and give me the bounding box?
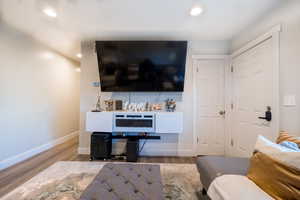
[111,92,183,104]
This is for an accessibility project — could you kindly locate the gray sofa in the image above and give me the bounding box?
[196,156,250,196]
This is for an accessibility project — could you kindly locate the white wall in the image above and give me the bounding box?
[79,40,229,156]
[0,22,80,168]
[231,0,300,136]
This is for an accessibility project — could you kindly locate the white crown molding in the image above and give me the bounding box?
[231,24,282,58]
[192,55,229,60]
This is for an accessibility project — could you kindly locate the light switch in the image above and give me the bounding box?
[283,95,296,106]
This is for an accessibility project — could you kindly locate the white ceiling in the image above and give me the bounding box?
[0,0,283,61]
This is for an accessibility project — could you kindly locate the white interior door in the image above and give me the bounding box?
[230,38,279,157]
[194,58,226,155]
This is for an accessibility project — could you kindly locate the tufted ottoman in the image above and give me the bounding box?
[80,163,164,200]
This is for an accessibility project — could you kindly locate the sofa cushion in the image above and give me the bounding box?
[196,156,249,190]
[208,175,273,200]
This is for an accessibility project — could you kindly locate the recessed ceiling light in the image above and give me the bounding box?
[43,8,57,18]
[190,6,203,16]
[77,53,82,58]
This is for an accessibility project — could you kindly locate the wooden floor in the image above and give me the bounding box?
[0,138,196,198]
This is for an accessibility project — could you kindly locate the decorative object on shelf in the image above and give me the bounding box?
[124,103,145,112]
[145,102,150,111]
[92,94,102,112]
[165,99,176,112]
[128,103,136,112]
[152,104,163,111]
[127,103,135,111]
[137,103,145,112]
[104,100,114,111]
[115,100,123,111]
[123,101,129,111]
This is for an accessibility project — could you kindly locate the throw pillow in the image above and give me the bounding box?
[247,135,300,200]
[276,131,300,147]
[279,141,300,151]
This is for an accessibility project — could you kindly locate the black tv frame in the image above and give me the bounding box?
[95,41,188,92]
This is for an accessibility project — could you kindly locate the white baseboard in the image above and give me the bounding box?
[177,149,196,157]
[78,147,90,155]
[140,149,195,156]
[0,131,79,171]
[77,147,195,157]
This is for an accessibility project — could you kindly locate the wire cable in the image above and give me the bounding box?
[139,133,148,153]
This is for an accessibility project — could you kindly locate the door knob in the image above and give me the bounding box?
[219,110,226,116]
[258,106,272,122]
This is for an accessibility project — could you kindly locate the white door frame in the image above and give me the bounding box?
[192,55,230,155]
[226,25,281,156]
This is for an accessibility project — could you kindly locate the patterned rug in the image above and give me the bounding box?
[1,162,202,200]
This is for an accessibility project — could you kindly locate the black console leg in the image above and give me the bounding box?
[126,139,139,162]
[90,156,94,161]
[202,188,207,196]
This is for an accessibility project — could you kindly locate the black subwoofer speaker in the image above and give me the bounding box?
[90,132,112,160]
[126,139,139,162]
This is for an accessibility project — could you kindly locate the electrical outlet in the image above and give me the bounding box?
[92,82,100,87]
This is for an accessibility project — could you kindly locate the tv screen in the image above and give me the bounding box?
[96,41,187,92]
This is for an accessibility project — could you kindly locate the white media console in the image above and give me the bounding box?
[86,111,183,134]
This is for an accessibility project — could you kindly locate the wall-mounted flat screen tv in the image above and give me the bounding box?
[96,41,187,92]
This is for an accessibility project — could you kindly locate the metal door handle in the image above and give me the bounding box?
[219,110,226,116]
[258,106,272,122]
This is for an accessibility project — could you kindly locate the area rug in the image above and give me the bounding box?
[1,161,202,200]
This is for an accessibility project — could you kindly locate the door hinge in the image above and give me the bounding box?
[231,103,234,109]
[231,65,234,73]
[197,137,199,143]
[196,67,199,73]
[231,139,234,146]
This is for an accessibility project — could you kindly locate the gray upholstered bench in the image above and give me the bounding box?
[196,156,250,195]
[80,163,164,200]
